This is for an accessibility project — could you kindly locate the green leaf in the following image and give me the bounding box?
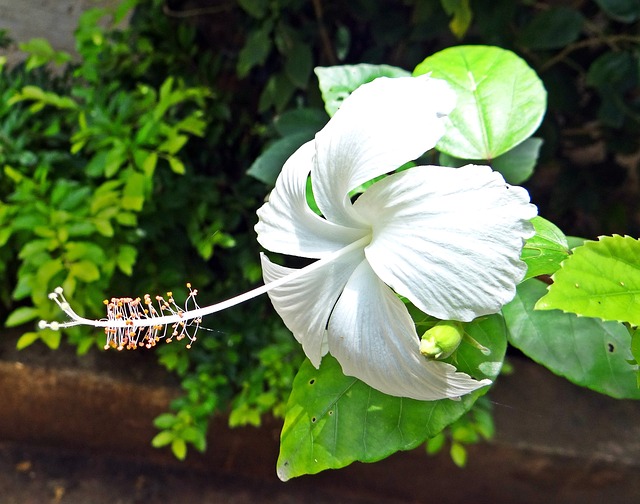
[153,413,177,429]
[167,156,186,175]
[151,430,174,448]
[521,216,570,281]
[414,46,547,160]
[631,328,640,363]
[69,260,101,282]
[16,331,40,350]
[315,64,410,117]
[117,245,137,276]
[450,441,467,467]
[440,137,543,184]
[273,108,327,137]
[238,0,268,18]
[247,133,312,185]
[490,137,543,184]
[284,43,313,89]
[593,0,640,22]
[536,235,640,326]
[5,306,39,327]
[503,279,640,399]
[425,432,446,454]
[277,314,506,480]
[237,23,273,78]
[121,171,147,211]
[517,7,585,50]
[171,438,187,460]
[440,0,473,39]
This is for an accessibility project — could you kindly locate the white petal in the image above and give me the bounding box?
[260,248,364,367]
[255,141,367,258]
[312,76,456,228]
[328,260,490,400]
[355,165,537,321]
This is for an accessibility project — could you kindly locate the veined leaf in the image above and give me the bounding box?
[536,235,640,326]
[414,46,546,160]
[521,216,570,281]
[503,279,640,399]
[277,314,506,480]
[315,64,410,117]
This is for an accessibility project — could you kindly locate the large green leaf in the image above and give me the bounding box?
[277,314,506,480]
[536,235,640,326]
[414,45,546,160]
[521,216,570,281]
[503,279,640,399]
[315,64,410,117]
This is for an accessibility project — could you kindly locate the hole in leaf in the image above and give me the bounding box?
[328,410,333,416]
[607,343,615,353]
[309,379,315,385]
[311,417,317,423]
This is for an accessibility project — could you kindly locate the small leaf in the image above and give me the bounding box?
[16,331,40,350]
[153,414,177,429]
[440,0,473,39]
[171,438,187,460]
[277,315,506,480]
[536,235,640,326]
[450,441,467,467]
[521,216,570,280]
[117,245,137,276]
[503,279,640,399]
[167,156,186,175]
[151,430,174,448]
[315,64,410,116]
[5,306,40,327]
[414,46,547,160]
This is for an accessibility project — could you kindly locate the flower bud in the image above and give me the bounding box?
[420,321,464,360]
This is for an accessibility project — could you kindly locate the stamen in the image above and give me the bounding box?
[38,236,370,350]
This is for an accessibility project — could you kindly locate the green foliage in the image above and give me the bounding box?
[536,235,640,325]
[425,396,495,468]
[520,216,570,281]
[503,279,640,399]
[3,0,640,474]
[277,314,506,480]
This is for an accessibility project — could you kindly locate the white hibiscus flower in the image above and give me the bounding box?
[255,75,537,400]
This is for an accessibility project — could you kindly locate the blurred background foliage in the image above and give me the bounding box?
[0,0,638,459]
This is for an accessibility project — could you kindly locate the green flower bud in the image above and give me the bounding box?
[420,321,464,360]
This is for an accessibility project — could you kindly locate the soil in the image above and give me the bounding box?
[2,330,640,503]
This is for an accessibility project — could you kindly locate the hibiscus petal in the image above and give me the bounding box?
[355,164,537,321]
[260,248,364,367]
[328,260,491,400]
[312,76,456,228]
[255,141,367,258]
